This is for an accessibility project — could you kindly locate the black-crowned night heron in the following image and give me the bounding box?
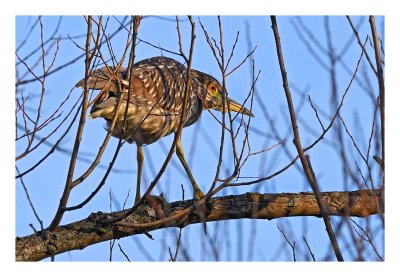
[76,56,253,203]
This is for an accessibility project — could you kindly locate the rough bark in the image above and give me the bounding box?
[16,189,383,261]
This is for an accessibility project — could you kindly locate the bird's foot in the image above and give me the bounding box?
[193,188,205,201]
[192,188,208,235]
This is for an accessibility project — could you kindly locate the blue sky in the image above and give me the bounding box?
[13,13,388,264]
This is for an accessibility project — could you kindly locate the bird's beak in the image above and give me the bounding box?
[225,97,254,117]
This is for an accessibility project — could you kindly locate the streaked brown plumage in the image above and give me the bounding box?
[76,56,253,202]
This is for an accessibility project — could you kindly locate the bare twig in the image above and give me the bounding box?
[118,243,131,261]
[303,236,316,261]
[307,95,325,131]
[16,17,130,86]
[48,16,95,230]
[270,16,343,261]
[277,224,296,261]
[169,228,183,261]
[366,96,380,163]
[16,166,44,231]
[346,16,377,76]
[15,96,82,179]
[225,46,257,78]
[369,16,385,175]
[349,218,383,261]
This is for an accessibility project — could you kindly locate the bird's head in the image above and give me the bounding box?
[194,71,254,117]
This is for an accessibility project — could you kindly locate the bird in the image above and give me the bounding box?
[76,56,253,204]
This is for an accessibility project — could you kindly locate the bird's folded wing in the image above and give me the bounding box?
[75,66,127,92]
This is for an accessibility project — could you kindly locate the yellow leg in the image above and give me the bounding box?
[135,144,144,204]
[175,138,204,200]
[176,137,207,235]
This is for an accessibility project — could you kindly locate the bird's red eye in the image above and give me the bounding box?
[208,84,217,93]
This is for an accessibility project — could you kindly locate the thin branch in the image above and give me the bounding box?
[48,16,94,230]
[349,218,383,261]
[169,228,183,261]
[225,45,257,78]
[270,16,343,261]
[277,224,296,261]
[307,95,325,131]
[16,85,78,161]
[15,98,82,179]
[369,16,385,174]
[16,17,130,86]
[16,166,44,231]
[118,243,131,261]
[303,236,316,261]
[225,31,240,71]
[65,18,137,210]
[346,16,377,76]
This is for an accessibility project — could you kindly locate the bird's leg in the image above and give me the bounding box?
[176,136,207,235]
[135,144,144,204]
[175,138,204,200]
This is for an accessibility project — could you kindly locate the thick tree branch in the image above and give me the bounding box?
[16,189,383,261]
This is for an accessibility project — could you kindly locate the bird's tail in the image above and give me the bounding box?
[75,66,126,91]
